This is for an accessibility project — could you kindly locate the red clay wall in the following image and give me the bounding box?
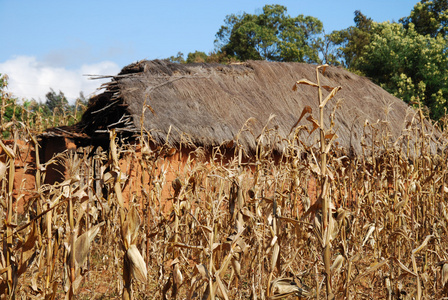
[0,140,36,213]
[39,136,77,184]
[0,137,77,214]
[118,146,193,212]
[3,137,319,216]
[119,147,319,215]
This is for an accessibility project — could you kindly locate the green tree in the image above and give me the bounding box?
[400,0,448,37]
[316,31,342,65]
[357,22,448,119]
[328,10,374,69]
[328,4,448,120]
[45,88,69,112]
[77,91,88,107]
[215,4,323,62]
[186,51,208,63]
[166,52,186,64]
[0,74,21,124]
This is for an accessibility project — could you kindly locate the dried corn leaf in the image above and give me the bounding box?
[394,258,417,277]
[442,264,448,287]
[319,86,342,109]
[318,64,329,74]
[324,132,338,154]
[270,277,310,299]
[46,281,58,300]
[102,171,115,185]
[412,235,434,254]
[127,244,148,283]
[170,257,181,267]
[325,132,336,140]
[331,254,345,273]
[75,221,105,266]
[306,115,320,135]
[232,257,241,278]
[199,225,213,233]
[126,206,141,246]
[72,274,84,294]
[362,225,375,247]
[215,228,245,278]
[62,185,71,198]
[173,263,183,287]
[72,188,89,202]
[21,220,38,254]
[109,129,119,167]
[196,264,210,280]
[308,162,322,176]
[18,221,38,275]
[0,161,6,181]
[215,274,229,300]
[31,268,39,292]
[290,106,312,134]
[293,79,318,91]
[351,259,388,285]
[171,242,204,250]
[270,243,280,272]
[114,180,124,208]
[236,238,249,254]
[0,140,15,159]
[241,207,254,219]
[391,226,411,241]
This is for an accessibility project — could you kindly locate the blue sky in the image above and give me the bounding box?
[0,0,419,103]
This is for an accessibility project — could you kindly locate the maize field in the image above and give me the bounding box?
[1,68,448,299]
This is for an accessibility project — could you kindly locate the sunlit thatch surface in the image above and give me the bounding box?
[74,59,440,156]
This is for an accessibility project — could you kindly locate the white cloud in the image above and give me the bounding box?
[0,55,121,104]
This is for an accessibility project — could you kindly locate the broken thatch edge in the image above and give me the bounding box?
[41,59,444,158]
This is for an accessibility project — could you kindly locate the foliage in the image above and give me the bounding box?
[327,10,374,69]
[215,4,323,63]
[400,0,448,37]
[356,22,448,119]
[166,51,186,64]
[166,50,238,65]
[315,31,342,66]
[0,73,88,137]
[45,88,69,113]
[0,74,21,123]
[186,50,208,63]
[325,2,448,120]
[203,50,238,63]
[0,74,28,138]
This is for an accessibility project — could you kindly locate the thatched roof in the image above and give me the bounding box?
[64,59,440,156]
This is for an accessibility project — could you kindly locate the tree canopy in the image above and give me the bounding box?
[215,4,323,63]
[324,1,448,120]
[186,51,208,63]
[45,88,69,113]
[400,0,448,37]
[356,21,448,119]
[327,11,373,68]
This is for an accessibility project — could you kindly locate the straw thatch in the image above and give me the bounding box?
[63,59,440,156]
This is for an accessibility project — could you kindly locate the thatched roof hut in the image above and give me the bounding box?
[50,59,440,156]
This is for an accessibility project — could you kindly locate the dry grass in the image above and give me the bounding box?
[1,66,448,300]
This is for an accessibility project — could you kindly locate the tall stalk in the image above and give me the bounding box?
[1,136,16,298]
[316,66,334,300]
[293,65,341,299]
